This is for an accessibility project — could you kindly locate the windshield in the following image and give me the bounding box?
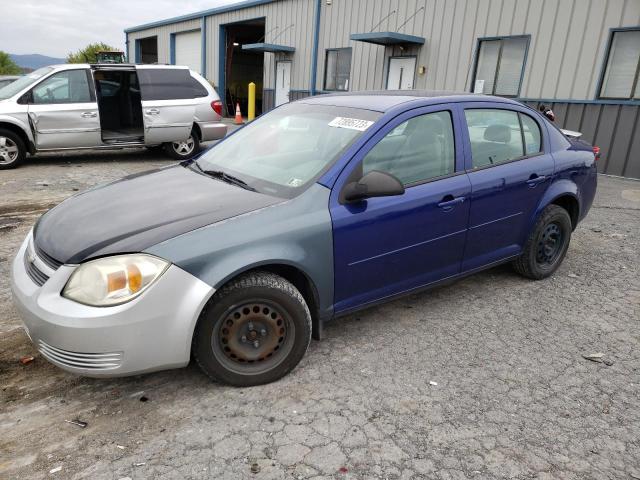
[0,67,53,100]
[195,102,381,198]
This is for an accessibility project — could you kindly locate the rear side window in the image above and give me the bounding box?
[362,111,455,185]
[190,76,209,98]
[465,109,542,168]
[137,68,195,100]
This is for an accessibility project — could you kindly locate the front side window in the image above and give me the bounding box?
[362,111,455,185]
[599,29,640,100]
[195,102,380,198]
[324,48,352,91]
[31,70,91,104]
[473,37,528,97]
[465,109,541,168]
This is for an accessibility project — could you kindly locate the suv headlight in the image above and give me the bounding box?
[62,254,170,307]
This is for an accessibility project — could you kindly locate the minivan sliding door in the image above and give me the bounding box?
[136,67,196,144]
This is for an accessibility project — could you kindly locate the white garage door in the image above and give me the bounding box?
[175,30,201,73]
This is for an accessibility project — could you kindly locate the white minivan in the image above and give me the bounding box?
[0,64,227,169]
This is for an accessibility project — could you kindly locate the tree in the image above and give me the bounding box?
[0,51,21,74]
[66,42,118,64]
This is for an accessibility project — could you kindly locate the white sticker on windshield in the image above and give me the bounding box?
[288,178,304,187]
[328,117,374,131]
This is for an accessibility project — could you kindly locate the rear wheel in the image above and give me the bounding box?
[0,129,26,170]
[163,130,200,160]
[513,204,572,279]
[193,271,312,387]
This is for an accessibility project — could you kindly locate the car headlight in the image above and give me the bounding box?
[62,254,170,307]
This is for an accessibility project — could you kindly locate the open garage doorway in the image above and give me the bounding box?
[137,36,158,64]
[221,19,265,117]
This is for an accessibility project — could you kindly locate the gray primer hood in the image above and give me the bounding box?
[34,165,284,264]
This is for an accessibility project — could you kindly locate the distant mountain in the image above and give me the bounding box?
[9,54,65,70]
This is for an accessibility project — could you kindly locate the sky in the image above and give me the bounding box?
[0,0,239,58]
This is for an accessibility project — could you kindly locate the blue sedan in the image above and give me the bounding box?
[11,91,598,386]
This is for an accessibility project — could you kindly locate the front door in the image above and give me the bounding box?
[387,57,416,90]
[330,107,471,314]
[27,69,101,149]
[275,61,291,107]
[137,67,196,144]
[460,105,555,271]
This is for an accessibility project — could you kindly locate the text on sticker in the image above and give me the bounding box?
[328,117,374,131]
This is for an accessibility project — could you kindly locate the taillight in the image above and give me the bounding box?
[593,146,601,161]
[211,100,223,116]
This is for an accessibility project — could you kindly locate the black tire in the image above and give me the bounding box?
[163,129,200,160]
[0,128,26,170]
[193,271,312,387]
[513,204,572,280]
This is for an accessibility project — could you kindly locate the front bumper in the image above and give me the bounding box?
[197,120,227,142]
[10,233,214,377]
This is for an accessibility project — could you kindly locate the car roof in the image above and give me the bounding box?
[46,63,190,71]
[299,90,522,112]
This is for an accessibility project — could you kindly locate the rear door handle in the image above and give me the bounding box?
[146,108,160,115]
[526,174,547,187]
[438,195,466,211]
[81,111,97,118]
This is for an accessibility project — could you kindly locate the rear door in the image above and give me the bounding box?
[460,103,554,270]
[137,67,196,144]
[27,69,101,149]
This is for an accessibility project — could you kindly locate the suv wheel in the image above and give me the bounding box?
[513,204,572,280]
[193,271,312,387]
[0,129,26,170]
[163,130,200,160]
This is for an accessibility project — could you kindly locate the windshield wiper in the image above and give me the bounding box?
[191,162,256,192]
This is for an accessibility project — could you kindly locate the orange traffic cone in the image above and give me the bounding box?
[234,103,243,125]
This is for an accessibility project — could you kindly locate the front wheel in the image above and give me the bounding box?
[193,272,312,387]
[512,204,572,280]
[0,129,26,170]
[163,130,200,160]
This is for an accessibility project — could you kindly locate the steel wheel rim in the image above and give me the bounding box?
[211,300,295,375]
[0,136,19,164]
[536,222,564,265]
[172,135,195,155]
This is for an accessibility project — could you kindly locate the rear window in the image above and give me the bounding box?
[137,68,195,100]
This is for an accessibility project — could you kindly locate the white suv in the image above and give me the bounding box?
[0,64,226,169]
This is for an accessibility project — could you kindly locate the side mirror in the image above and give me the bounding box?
[343,170,405,203]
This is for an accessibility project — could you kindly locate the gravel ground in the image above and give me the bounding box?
[0,150,639,480]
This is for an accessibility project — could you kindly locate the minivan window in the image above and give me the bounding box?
[190,77,209,98]
[195,102,381,198]
[465,109,525,168]
[0,67,52,100]
[362,111,455,185]
[137,68,195,100]
[31,70,92,104]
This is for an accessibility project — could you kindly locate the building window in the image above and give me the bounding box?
[324,48,352,91]
[472,36,529,97]
[599,29,640,100]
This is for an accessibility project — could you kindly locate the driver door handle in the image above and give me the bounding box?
[81,111,97,118]
[438,195,466,211]
[146,108,160,115]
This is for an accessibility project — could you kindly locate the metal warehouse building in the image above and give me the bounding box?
[125,0,640,179]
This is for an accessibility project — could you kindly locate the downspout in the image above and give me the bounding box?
[309,0,321,96]
[201,16,207,77]
[125,32,130,62]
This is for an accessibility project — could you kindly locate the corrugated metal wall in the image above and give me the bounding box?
[316,0,640,97]
[526,102,640,179]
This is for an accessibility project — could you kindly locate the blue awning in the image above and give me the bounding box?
[350,32,425,46]
[242,43,295,53]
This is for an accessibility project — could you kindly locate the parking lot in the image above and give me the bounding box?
[0,151,639,480]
